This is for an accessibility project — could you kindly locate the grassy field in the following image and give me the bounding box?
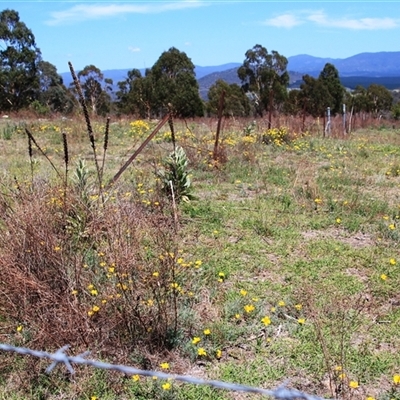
[0,116,399,400]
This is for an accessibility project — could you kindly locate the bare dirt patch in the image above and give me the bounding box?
[301,227,375,248]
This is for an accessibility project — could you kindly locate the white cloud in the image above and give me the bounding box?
[128,46,141,53]
[264,13,303,29]
[265,10,399,31]
[46,1,205,25]
[308,11,398,30]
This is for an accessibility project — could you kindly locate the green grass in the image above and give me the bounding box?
[0,119,400,399]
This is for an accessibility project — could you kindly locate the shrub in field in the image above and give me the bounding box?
[156,146,195,203]
[129,120,150,137]
[0,179,198,353]
[262,126,292,146]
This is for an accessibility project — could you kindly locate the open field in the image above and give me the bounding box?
[0,116,399,400]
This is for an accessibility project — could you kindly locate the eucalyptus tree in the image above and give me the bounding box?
[74,65,113,115]
[238,44,289,127]
[150,47,203,118]
[299,75,333,117]
[37,61,75,114]
[0,9,42,110]
[366,84,393,117]
[283,89,301,116]
[116,68,154,118]
[345,84,392,129]
[207,79,250,117]
[298,74,333,131]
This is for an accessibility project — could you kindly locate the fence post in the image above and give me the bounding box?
[324,107,331,136]
[343,104,346,135]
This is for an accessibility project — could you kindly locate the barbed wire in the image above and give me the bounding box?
[0,343,329,400]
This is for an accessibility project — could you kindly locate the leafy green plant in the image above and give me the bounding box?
[73,159,90,199]
[29,100,50,116]
[2,123,17,140]
[156,146,195,203]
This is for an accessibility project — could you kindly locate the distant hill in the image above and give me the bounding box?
[287,52,400,77]
[198,68,303,100]
[60,51,400,99]
[287,54,337,76]
[289,76,400,90]
[60,63,242,88]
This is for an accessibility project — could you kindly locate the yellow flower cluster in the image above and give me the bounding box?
[263,127,290,146]
[155,128,195,143]
[129,120,150,137]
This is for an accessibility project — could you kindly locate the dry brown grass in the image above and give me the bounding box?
[0,173,198,359]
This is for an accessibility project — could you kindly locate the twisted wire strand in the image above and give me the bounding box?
[0,343,328,400]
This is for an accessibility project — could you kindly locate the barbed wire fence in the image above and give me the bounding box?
[0,343,330,400]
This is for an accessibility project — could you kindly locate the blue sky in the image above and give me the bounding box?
[2,1,400,73]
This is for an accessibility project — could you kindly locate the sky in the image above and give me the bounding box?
[1,1,400,73]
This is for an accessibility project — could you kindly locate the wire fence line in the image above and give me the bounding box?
[0,343,329,400]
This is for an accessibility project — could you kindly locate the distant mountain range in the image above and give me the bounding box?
[60,63,242,88]
[60,51,400,100]
[288,52,400,77]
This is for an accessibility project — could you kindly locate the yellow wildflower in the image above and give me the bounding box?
[244,304,255,313]
[162,382,171,390]
[349,381,359,389]
[393,374,400,385]
[132,374,140,381]
[192,337,201,345]
[298,318,306,324]
[261,316,271,326]
[160,362,169,370]
[17,325,23,332]
[203,328,211,335]
[197,348,207,356]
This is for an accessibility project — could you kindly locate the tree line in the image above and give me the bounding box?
[0,9,397,123]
